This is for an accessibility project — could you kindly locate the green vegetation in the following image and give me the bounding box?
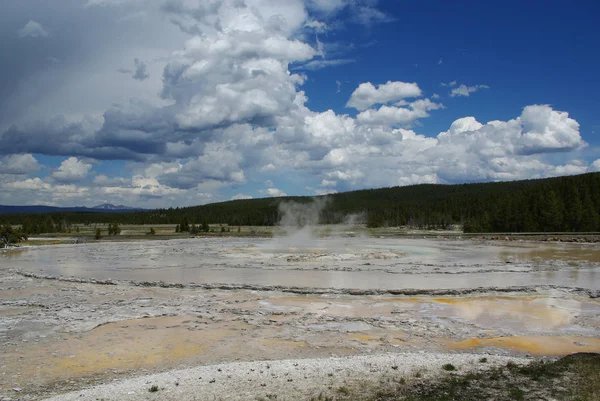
[1,172,599,234]
[304,353,600,401]
[442,363,456,371]
[148,385,159,393]
[0,224,27,248]
[107,222,121,235]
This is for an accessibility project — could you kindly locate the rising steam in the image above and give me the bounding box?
[268,197,366,254]
[271,197,329,252]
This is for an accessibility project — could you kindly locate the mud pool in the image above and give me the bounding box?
[1,237,600,400]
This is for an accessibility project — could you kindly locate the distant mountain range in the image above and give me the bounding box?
[0,203,146,214]
[92,203,140,211]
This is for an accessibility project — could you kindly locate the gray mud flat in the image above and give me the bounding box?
[3,237,600,290]
[1,237,600,400]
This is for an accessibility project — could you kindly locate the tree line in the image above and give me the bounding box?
[0,172,598,234]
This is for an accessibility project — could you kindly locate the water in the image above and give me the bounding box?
[1,237,599,290]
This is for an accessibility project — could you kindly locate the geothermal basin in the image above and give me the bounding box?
[1,235,600,399]
[3,237,600,290]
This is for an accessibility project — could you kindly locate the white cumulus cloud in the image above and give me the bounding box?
[347,81,422,111]
[232,194,254,200]
[51,157,92,183]
[266,188,287,197]
[0,154,40,175]
[356,99,443,126]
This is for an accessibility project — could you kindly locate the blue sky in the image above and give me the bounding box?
[0,0,598,207]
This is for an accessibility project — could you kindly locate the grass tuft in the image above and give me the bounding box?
[508,386,525,400]
[336,386,349,395]
[304,353,600,401]
[442,363,456,371]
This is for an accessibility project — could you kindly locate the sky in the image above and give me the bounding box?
[0,0,599,208]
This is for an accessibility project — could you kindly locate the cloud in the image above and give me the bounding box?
[85,0,148,6]
[51,157,92,183]
[450,84,490,97]
[163,0,309,36]
[347,81,422,111]
[441,81,457,87]
[306,0,346,15]
[356,99,443,126]
[93,174,130,187]
[437,105,583,156]
[1,178,88,203]
[0,1,594,209]
[3,177,51,191]
[350,3,394,25]
[304,19,329,32]
[304,109,356,140]
[306,0,392,26]
[314,188,338,195]
[0,154,41,175]
[591,159,600,172]
[156,143,246,189]
[160,2,317,132]
[518,104,583,154]
[283,104,587,190]
[133,58,149,81]
[260,164,276,172]
[296,58,355,70]
[232,194,253,200]
[118,58,150,81]
[266,187,287,197]
[18,20,49,38]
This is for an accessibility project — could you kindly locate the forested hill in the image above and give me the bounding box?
[1,172,599,233]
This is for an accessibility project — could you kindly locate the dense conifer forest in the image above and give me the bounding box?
[1,173,599,234]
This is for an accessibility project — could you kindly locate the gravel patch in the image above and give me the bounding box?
[42,352,532,401]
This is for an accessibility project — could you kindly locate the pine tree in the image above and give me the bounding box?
[581,188,600,232]
[564,182,583,231]
[539,189,564,232]
[180,217,190,232]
